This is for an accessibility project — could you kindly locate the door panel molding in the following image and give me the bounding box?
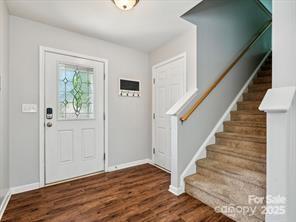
[152,53,187,171]
[39,46,109,187]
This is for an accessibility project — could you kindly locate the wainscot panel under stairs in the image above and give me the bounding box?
[185,55,272,222]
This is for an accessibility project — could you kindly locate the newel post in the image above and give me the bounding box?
[259,87,296,222]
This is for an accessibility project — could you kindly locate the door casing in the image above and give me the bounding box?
[152,53,187,171]
[39,46,109,187]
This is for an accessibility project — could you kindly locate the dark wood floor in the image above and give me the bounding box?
[2,164,233,222]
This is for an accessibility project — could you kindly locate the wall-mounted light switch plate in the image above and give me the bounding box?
[22,104,38,113]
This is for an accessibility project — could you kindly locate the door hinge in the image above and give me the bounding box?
[104,73,106,81]
[153,113,156,119]
[103,153,106,160]
[153,148,156,154]
[153,78,156,84]
[103,112,106,121]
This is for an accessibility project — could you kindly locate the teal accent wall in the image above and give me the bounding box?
[260,0,272,13]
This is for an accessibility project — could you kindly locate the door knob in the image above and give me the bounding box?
[47,122,53,127]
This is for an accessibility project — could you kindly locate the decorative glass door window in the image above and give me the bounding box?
[58,63,95,120]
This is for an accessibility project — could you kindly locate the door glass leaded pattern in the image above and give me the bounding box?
[58,63,95,120]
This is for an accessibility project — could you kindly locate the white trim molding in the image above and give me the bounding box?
[107,159,153,172]
[171,51,271,195]
[259,87,296,113]
[169,185,184,196]
[167,88,198,116]
[10,183,40,195]
[152,53,187,71]
[0,190,11,220]
[39,46,109,187]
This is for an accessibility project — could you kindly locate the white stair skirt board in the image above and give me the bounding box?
[176,50,272,194]
[107,159,153,172]
[0,190,11,220]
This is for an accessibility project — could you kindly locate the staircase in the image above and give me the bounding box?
[185,55,272,222]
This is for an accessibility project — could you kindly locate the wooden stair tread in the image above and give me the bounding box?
[237,101,261,105]
[224,120,266,137]
[253,76,272,84]
[244,91,267,96]
[250,82,271,87]
[261,65,271,71]
[258,70,271,75]
[255,75,271,79]
[197,158,266,188]
[248,83,271,92]
[224,121,265,128]
[215,132,266,143]
[243,91,266,101]
[207,144,266,163]
[237,101,261,111]
[231,110,265,115]
[231,110,266,122]
[243,91,266,97]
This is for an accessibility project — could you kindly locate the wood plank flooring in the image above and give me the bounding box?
[2,164,233,222]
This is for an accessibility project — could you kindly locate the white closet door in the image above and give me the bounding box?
[153,57,185,171]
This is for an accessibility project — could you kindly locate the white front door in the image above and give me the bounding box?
[44,51,105,184]
[153,56,186,171]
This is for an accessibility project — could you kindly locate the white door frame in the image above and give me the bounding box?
[152,53,187,170]
[39,46,109,187]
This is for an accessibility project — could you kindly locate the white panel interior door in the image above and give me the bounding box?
[153,57,186,171]
[45,52,104,184]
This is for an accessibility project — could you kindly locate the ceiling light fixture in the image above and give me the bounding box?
[112,0,139,11]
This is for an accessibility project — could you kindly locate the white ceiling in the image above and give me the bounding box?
[6,0,199,52]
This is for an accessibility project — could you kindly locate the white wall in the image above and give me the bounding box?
[9,16,152,187]
[0,0,9,206]
[170,0,271,189]
[149,26,197,91]
[273,0,296,87]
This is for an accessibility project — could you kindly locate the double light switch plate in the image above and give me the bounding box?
[22,104,38,113]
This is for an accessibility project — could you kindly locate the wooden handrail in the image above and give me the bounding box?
[180,20,272,122]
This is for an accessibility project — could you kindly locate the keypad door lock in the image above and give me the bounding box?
[46,108,53,119]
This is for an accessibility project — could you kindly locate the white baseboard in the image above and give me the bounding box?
[10,182,40,195]
[179,50,272,190]
[151,163,171,174]
[107,159,153,172]
[169,185,184,196]
[0,190,11,220]
[0,183,40,219]
[9,160,152,195]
